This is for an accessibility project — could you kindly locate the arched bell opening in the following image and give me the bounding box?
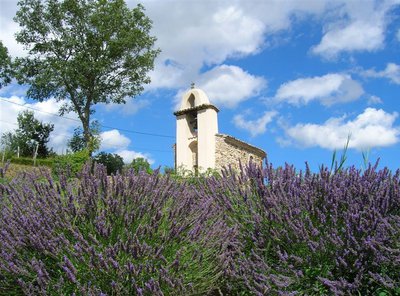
[186,111,198,136]
[187,93,195,108]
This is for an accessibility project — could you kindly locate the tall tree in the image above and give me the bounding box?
[14,0,160,147]
[0,41,12,88]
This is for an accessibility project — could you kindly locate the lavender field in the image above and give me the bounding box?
[0,161,399,295]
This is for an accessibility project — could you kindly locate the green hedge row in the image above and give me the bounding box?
[9,157,54,168]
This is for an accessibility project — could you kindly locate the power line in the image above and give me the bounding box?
[0,98,174,139]
[0,98,80,123]
[0,119,172,153]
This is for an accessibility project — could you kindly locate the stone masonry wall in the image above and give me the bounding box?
[215,134,265,172]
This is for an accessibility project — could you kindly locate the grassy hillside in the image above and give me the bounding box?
[0,162,51,183]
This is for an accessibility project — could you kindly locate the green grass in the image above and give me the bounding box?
[0,162,51,183]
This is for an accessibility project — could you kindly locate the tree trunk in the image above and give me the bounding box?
[82,116,92,156]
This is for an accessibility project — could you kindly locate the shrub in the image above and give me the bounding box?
[93,152,124,175]
[127,157,153,174]
[0,163,235,295]
[206,161,400,295]
[52,149,90,178]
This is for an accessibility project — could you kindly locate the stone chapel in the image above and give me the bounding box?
[174,87,266,173]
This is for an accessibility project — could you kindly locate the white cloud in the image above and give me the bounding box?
[3,0,399,116]
[139,0,328,90]
[368,95,383,105]
[285,108,399,150]
[0,96,27,135]
[148,62,186,90]
[0,96,78,153]
[233,111,278,137]
[100,130,130,150]
[311,0,397,58]
[98,130,155,165]
[3,1,397,90]
[115,149,154,165]
[172,64,266,110]
[198,65,266,108]
[362,63,400,84]
[397,28,400,41]
[0,0,26,57]
[312,20,384,58]
[144,2,266,90]
[275,74,364,106]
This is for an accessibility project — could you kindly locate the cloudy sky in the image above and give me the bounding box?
[1,0,400,171]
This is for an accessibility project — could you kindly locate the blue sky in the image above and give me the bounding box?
[1,0,400,172]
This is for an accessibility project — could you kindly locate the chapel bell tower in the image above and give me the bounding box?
[174,86,219,172]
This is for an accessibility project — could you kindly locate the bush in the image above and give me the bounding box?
[93,152,124,175]
[52,149,90,178]
[127,157,153,174]
[205,161,400,295]
[0,163,234,295]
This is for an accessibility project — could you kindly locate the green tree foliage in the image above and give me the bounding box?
[67,128,86,153]
[14,0,160,146]
[68,121,101,154]
[128,157,152,174]
[93,151,124,175]
[1,110,54,158]
[0,41,12,88]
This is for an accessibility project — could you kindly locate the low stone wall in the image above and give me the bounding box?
[215,134,265,172]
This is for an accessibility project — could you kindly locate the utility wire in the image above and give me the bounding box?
[0,119,172,153]
[0,98,174,139]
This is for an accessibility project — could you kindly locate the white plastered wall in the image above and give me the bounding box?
[176,114,191,170]
[197,108,218,170]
